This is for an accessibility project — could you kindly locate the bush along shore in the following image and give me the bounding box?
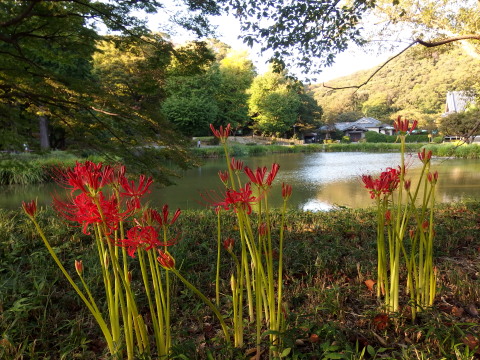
[1,203,479,359]
[1,142,479,185]
[192,141,480,159]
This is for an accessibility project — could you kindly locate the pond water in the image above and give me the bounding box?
[1,152,479,211]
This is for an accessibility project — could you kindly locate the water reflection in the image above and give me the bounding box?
[1,153,479,211]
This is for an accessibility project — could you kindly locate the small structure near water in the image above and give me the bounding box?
[319,117,394,142]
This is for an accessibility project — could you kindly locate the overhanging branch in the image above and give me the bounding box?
[322,35,480,92]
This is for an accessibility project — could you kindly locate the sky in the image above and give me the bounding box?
[207,14,397,83]
[146,10,397,84]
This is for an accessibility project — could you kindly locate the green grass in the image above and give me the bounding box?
[1,202,479,359]
[0,151,107,185]
[423,143,480,159]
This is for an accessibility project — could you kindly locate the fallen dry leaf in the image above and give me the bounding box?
[452,306,464,317]
[309,334,320,343]
[364,279,376,291]
[372,313,390,330]
[462,334,480,354]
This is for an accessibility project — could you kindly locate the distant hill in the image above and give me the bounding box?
[310,47,480,128]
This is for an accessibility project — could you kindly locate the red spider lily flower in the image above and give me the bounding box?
[144,204,181,227]
[143,207,181,230]
[244,163,280,187]
[54,192,127,235]
[230,157,244,172]
[214,183,257,214]
[218,170,229,185]
[393,116,418,135]
[282,183,292,199]
[22,199,37,217]
[223,238,234,252]
[427,171,439,184]
[55,161,113,195]
[75,260,84,276]
[119,225,167,257]
[120,175,153,209]
[362,168,400,199]
[110,164,126,188]
[418,149,432,164]
[157,250,175,270]
[210,123,231,142]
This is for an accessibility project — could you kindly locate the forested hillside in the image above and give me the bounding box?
[310,47,480,128]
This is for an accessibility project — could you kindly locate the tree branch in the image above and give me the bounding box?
[416,35,480,47]
[0,0,40,28]
[322,40,417,92]
[322,35,480,92]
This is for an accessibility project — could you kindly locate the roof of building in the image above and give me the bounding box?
[320,117,391,132]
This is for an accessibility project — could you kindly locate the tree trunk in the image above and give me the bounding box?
[39,115,50,150]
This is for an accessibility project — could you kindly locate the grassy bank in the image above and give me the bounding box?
[0,152,106,185]
[1,203,479,359]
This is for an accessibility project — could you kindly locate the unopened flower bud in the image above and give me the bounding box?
[404,179,411,191]
[258,223,268,237]
[157,250,175,270]
[22,199,37,218]
[282,183,292,199]
[218,170,229,185]
[409,229,415,239]
[427,171,439,184]
[223,238,234,252]
[385,210,391,225]
[422,220,429,232]
[128,271,133,283]
[75,260,84,276]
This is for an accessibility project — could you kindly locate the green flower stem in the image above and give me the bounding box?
[29,217,115,355]
[171,269,231,345]
[276,199,287,326]
[216,209,221,306]
[148,250,168,356]
[237,211,254,322]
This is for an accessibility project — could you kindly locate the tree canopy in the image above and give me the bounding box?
[0,0,221,182]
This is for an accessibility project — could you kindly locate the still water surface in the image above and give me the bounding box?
[1,152,479,211]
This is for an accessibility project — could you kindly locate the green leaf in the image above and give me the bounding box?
[280,347,291,357]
